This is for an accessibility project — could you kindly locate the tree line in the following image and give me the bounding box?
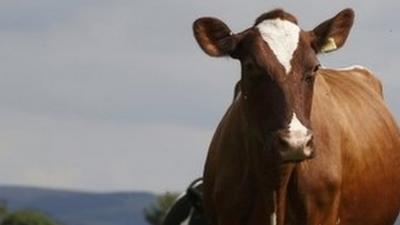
[0,203,58,225]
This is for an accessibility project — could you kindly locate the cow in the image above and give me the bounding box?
[162,178,207,225]
[192,8,400,225]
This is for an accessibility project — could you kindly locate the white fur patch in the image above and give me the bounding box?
[287,113,311,152]
[337,65,372,73]
[270,191,277,225]
[256,18,300,74]
[191,179,203,187]
[288,113,308,137]
[180,209,193,225]
[235,91,241,102]
[270,212,277,225]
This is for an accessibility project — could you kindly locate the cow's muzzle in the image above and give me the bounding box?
[275,129,314,162]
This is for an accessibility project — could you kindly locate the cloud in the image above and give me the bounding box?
[0,0,398,192]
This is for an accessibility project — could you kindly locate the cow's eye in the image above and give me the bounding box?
[243,60,254,70]
[304,64,320,85]
[304,73,314,85]
[313,64,321,73]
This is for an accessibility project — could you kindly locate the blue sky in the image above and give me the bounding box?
[0,0,398,193]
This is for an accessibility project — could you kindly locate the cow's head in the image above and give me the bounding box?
[193,9,354,162]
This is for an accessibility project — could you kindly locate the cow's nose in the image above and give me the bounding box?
[281,130,313,152]
[277,130,314,161]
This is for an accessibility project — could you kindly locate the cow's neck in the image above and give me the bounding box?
[240,78,293,225]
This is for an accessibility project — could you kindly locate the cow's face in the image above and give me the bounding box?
[193,9,354,162]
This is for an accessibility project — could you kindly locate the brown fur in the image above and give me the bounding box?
[193,17,237,57]
[204,67,400,225]
[312,9,354,52]
[286,68,400,225]
[193,8,400,225]
[255,9,298,25]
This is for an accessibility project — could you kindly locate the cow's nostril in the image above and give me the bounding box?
[306,135,314,147]
[278,136,289,148]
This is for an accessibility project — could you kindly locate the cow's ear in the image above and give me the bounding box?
[311,8,354,53]
[193,17,237,57]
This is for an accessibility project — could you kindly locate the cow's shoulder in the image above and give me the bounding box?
[320,65,383,97]
[315,65,398,149]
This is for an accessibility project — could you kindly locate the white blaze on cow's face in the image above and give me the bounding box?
[256,18,301,74]
[193,8,355,162]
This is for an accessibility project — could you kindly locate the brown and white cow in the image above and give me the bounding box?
[193,8,400,225]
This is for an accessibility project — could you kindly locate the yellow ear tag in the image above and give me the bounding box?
[321,37,337,53]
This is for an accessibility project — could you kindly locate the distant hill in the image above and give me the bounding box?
[0,186,156,225]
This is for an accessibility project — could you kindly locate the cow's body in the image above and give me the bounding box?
[163,179,206,225]
[305,67,399,225]
[193,8,400,225]
[203,67,400,225]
